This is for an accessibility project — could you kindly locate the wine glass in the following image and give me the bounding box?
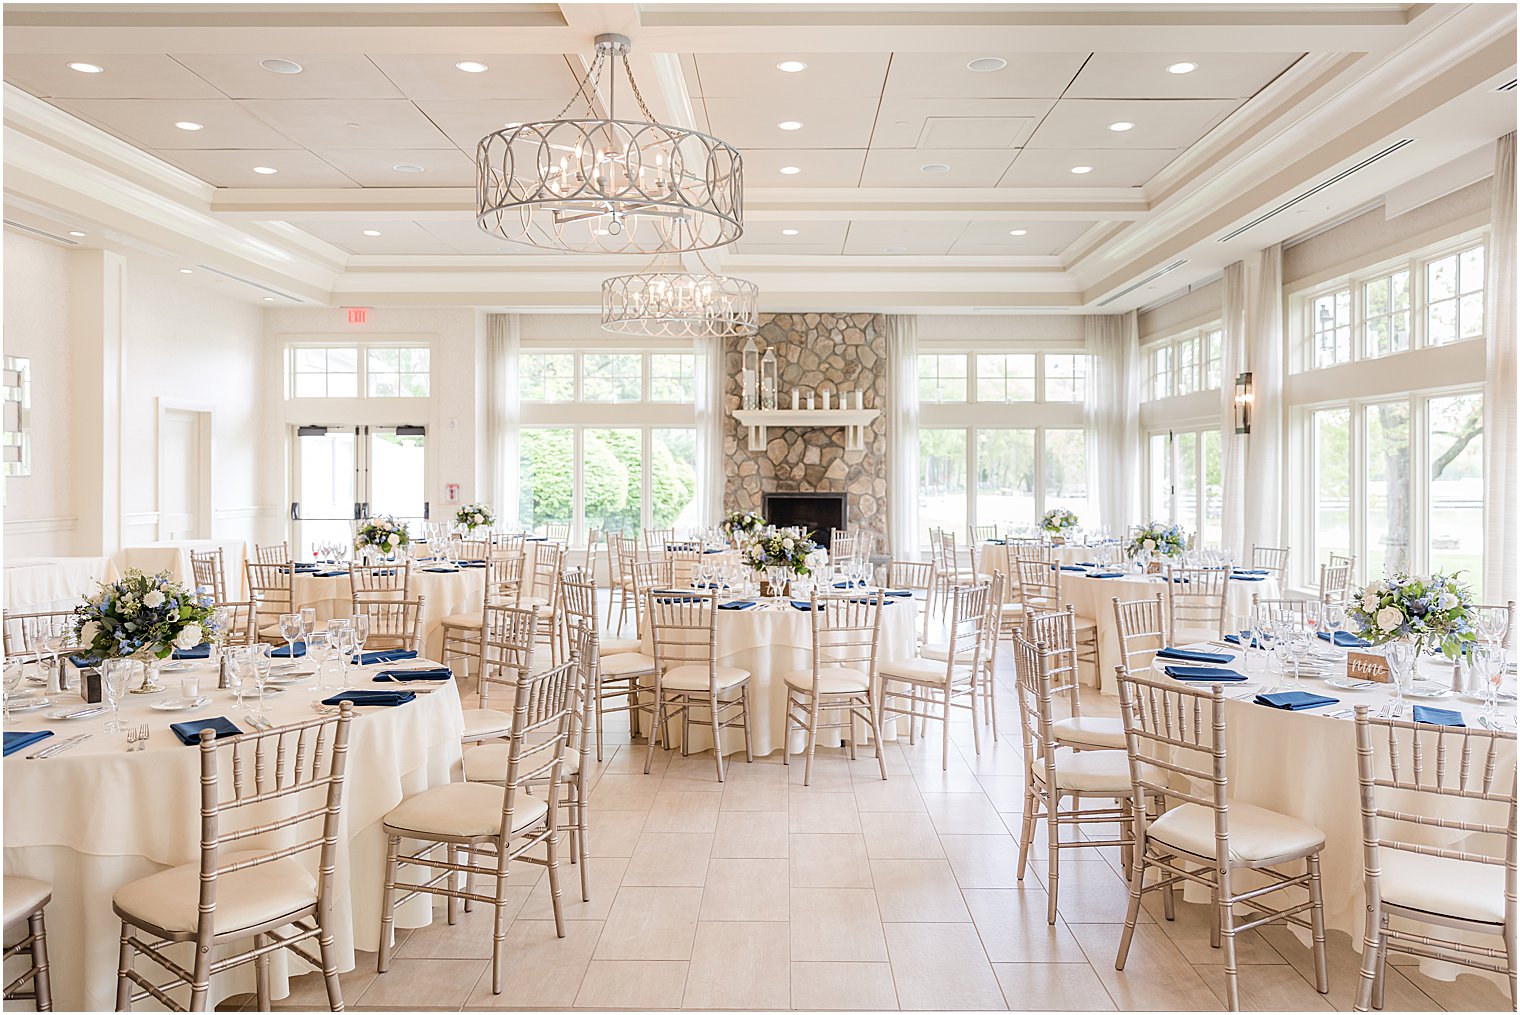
[101,658,133,733]
[300,607,317,643]
[250,643,273,721]
[279,614,303,664]
[306,631,331,695]
[352,614,371,663]
[1384,640,1417,709]
[1254,609,1280,690]
[2,657,23,725]
[224,646,246,711]
[41,618,69,692]
[1475,607,1508,648]
[1321,602,1345,649]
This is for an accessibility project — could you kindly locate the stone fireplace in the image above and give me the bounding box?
[723,312,889,553]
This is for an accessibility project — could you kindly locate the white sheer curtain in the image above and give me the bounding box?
[884,315,920,558]
[1084,311,1140,536]
[1485,131,1517,603]
[1243,244,1285,556]
[484,313,520,526]
[1218,261,1249,557]
[694,332,727,529]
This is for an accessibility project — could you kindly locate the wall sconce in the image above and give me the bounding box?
[1233,371,1254,434]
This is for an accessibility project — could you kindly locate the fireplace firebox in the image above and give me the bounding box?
[761,492,847,549]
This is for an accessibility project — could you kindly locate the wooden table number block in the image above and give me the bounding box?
[1346,650,1391,683]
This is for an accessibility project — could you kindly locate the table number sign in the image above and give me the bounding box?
[1346,650,1391,683]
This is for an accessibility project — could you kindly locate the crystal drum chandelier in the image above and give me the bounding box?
[476,33,744,254]
[602,258,759,339]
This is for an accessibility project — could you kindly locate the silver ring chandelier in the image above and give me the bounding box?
[602,253,759,339]
[476,33,744,254]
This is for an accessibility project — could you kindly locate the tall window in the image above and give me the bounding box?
[520,353,575,401]
[1426,245,1484,346]
[1145,427,1222,547]
[1311,288,1353,367]
[1427,394,1483,580]
[1311,408,1352,566]
[1144,324,1223,399]
[1362,270,1411,359]
[1149,345,1173,400]
[1045,354,1088,402]
[975,354,1036,402]
[919,428,969,538]
[919,354,969,403]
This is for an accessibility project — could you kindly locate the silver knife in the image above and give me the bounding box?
[54,705,109,720]
[29,733,92,759]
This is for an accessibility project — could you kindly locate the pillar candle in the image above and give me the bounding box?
[791,388,799,410]
[821,389,831,410]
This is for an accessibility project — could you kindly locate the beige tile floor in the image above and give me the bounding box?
[233,623,1510,1013]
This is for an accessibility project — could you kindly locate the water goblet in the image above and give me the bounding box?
[2,657,23,726]
[1384,640,1417,709]
[250,643,273,721]
[306,631,332,695]
[279,613,303,664]
[101,658,133,733]
[224,647,246,710]
[300,606,317,641]
[352,615,370,662]
[1475,607,1508,648]
[1322,603,1345,646]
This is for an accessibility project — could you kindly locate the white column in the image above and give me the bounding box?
[68,248,126,557]
[1484,132,1517,603]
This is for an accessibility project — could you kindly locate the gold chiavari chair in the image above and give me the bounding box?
[457,535,494,562]
[214,602,257,648]
[113,706,355,1012]
[190,548,228,603]
[1250,544,1291,582]
[1165,563,1231,643]
[665,546,702,587]
[1115,668,1329,1011]
[1319,559,1355,607]
[1,610,76,660]
[440,555,525,676]
[885,559,936,648]
[4,876,53,1011]
[1112,593,1167,676]
[540,522,570,543]
[1016,559,1100,678]
[644,588,754,781]
[1029,607,1124,751]
[1351,706,1516,1011]
[629,559,673,641]
[644,527,675,554]
[559,569,655,760]
[582,528,604,586]
[1010,539,1053,564]
[1473,600,1518,649]
[351,597,425,653]
[609,533,641,634]
[494,532,526,561]
[880,581,989,771]
[784,589,887,785]
[830,531,859,566]
[244,560,295,644]
[924,571,1005,741]
[971,524,1000,545]
[930,530,977,617]
[460,602,539,745]
[253,541,290,565]
[519,541,566,665]
[377,661,575,996]
[349,560,414,606]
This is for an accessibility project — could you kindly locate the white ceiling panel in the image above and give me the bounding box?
[55,98,299,150]
[366,54,581,101]
[169,54,403,99]
[691,53,890,99]
[738,221,851,247]
[732,241,846,256]
[239,99,454,150]
[1065,53,1302,99]
[417,218,558,255]
[290,219,459,255]
[2,53,224,98]
[871,97,1053,148]
[951,219,1097,256]
[163,149,358,188]
[861,148,1019,188]
[1026,98,1239,150]
[701,95,879,149]
[411,98,575,151]
[883,52,1089,99]
[998,147,1179,188]
[741,148,867,187]
[312,148,475,188]
[843,220,970,256]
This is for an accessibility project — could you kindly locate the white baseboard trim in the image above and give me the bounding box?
[4,515,78,535]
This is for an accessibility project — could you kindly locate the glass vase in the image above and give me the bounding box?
[131,652,165,694]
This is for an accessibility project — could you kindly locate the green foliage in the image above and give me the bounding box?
[518,427,697,529]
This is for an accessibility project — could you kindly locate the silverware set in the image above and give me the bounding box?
[27,733,92,759]
[124,723,148,752]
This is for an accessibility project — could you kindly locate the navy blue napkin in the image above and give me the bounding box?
[1317,631,1371,648]
[1224,633,1263,648]
[832,580,868,589]
[985,539,1006,545]
[354,649,418,666]
[4,730,53,757]
[1255,691,1339,710]
[1230,574,1267,582]
[883,588,913,597]
[172,642,211,660]
[1156,647,1233,664]
[294,562,320,572]
[1059,565,1088,572]
[790,600,822,611]
[849,596,892,606]
[422,566,459,573]
[652,591,700,604]
[322,689,416,707]
[717,600,759,610]
[271,642,307,658]
[69,654,102,669]
[1234,568,1270,575]
[171,716,244,745]
[703,548,726,554]
[314,569,349,578]
[1164,665,1248,682]
[1088,572,1126,579]
[373,666,451,683]
[1413,705,1465,727]
[459,560,489,568]
[525,536,548,541]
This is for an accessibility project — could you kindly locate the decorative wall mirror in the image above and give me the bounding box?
[3,355,32,477]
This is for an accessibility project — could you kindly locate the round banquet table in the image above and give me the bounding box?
[976,541,1105,574]
[291,566,487,660]
[639,594,920,757]
[1156,640,1516,961]
[2,656,464,1011]
[3,556,120,613]
[1060,570,1280,691]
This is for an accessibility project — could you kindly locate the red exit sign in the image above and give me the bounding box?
[345,307,369,325]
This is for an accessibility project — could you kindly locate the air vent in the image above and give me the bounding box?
[194,264,305,303]
[1217,139,1416,243]
[1495,78,1518,91]
[3,219,81,246]
[1095,259,1188,307]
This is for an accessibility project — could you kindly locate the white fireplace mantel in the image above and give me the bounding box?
[732,408,881,452]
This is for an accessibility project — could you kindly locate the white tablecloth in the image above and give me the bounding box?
[1061,572,1280,691]
[2,656,464,1011]
[290,568,487,660]
[3,557,119,613]
[976,542,1102,574]
[639,596,919,757]
[118,539,247,599]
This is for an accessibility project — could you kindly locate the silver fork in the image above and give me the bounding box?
[137,723,149,751]
[124,727,138,752]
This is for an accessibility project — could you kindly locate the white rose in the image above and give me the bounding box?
[1365,580,1384,596]
[783,537,794,550]
[387,534,398,547]
[79,621,100,645]
[1361,592,1379,613]
[1438,592,1458,611]
[142,590,166,608]
[1376,605,1405,633]
[175,624,203,650]
[1143,538,1156,551]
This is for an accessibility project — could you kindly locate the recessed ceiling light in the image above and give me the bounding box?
[1009,229,1028,236]
[262,296,275,301]
[260,58,303,75]
[1070,165,1093,174]
[175,121,203,131]
[920,163,951,174]
[885,246,908,254]
[179,268,193,274]
[967,57,1007,73]
[779,165,801,175]
[1108,121,1134,132]
[392,163,425,174]
[1167,61,1198,75]
[67,62,103,74]
[253,166,278,175]
[362,229,382,236]
[781,228,799,236]
[776,60,807,73]
[68,230,86,237]
[455,61,488,73]
[777,120,803,131]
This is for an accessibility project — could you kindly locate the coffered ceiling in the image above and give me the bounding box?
[2,3,1515,313]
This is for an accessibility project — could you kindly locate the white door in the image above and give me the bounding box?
[159,408,207,540]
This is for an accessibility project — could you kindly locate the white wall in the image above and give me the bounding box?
[917,313,1084,346]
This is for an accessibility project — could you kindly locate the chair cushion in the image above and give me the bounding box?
[519,597,554,613]
[113,851,315,935]
[464,741,579,783]
[1146,800,1326,864]
[879,656,971,685]
[1032,749,1135,794]
[1378,849,1506,924]
[601,636,643,655]
[1052,716,1127,750]
[441,612,482,630]
[384,782,548,839]
[601,653,657,677]
[661,663,749,692]
[460,707,515,740]
[3,877,50,927]
[782,665,871,695]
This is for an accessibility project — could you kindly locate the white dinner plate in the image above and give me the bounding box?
[44,706,110,720]
[7,696,54,712]
[159,661,196,672]
[151,696,211,711]
[233,686,285,699]
[1324,677,1378,691]
[268,671,313,684]
[1403,682,1453,699]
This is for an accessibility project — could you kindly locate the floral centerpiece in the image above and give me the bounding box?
[740,529,826,596]
[454,502,495,534]
[1349,571,1476,659]
[721,510,766,541]
[73,569,219,692]
[355,515,409,558]
[1126,521,1186,562]
[1041,508,1079,538]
